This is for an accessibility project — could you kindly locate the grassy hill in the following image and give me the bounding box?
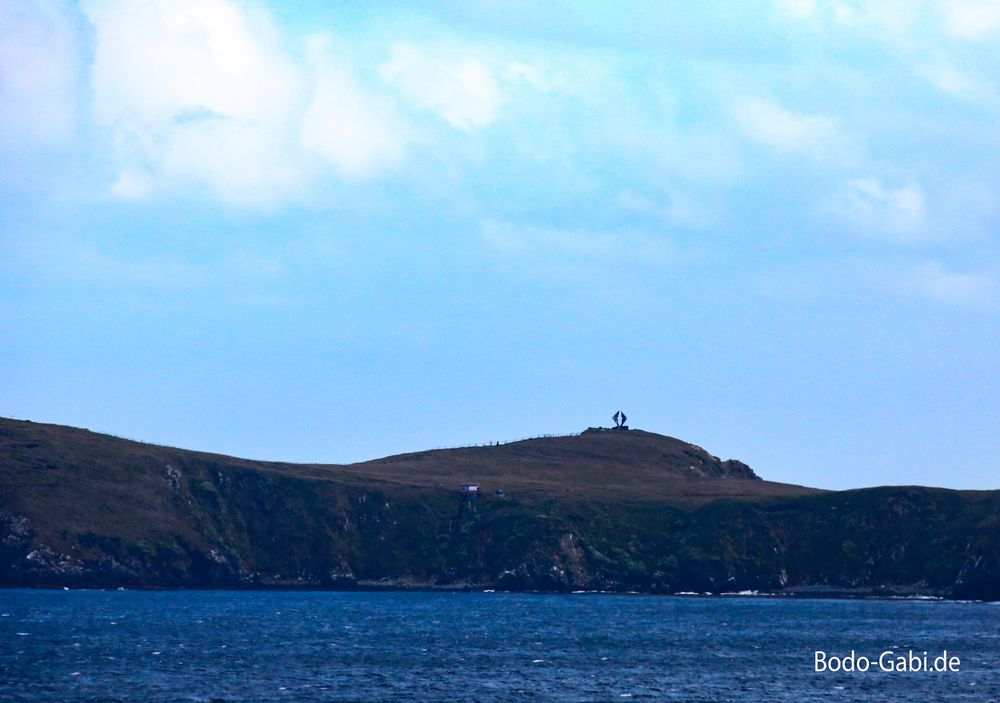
[2,417,998,599]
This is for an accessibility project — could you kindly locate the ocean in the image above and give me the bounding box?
[1,589,997,701]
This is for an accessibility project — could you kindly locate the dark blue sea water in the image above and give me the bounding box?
[1,590,997,702]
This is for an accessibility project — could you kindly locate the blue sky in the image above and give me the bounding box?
[1,0,998,489]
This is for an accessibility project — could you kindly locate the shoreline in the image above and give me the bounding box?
[2,583,994,603]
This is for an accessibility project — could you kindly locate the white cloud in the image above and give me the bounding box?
[734,98,848,161]
[84,0,303,125]
[0,0,82,148]
[837,178,927,240]
[503,62,552,92]
[160,117,306,205]
[109,169,153,200]
[300,37,407,179]
[898,261,998,307]
[616,190,716,228]
[81,0,409,206]
[918,62,996,103]
[774,0,819,20]
[776,0,1000,47]
[2,0,553,207]
[774,0,920,39]
[380,43,505,131]
[83,0,306,203]
[942,1,1000,41]
[831,0,917,37]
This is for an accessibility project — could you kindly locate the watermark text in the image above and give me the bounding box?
[814,650,960,673]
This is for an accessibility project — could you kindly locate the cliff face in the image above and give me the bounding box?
[2,417,998,600]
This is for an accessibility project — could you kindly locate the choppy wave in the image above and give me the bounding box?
[0,589,996,701]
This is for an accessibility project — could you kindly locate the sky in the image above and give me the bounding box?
[1,0,999,490]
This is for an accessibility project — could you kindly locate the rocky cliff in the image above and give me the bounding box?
[2,417,998,599]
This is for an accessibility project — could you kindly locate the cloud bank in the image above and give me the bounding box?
[0,0,997,301]
[1,0,546,207]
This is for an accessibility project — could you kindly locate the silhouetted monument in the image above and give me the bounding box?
[612,410,628,430]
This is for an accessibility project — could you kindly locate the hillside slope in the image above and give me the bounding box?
[1,417,998,599]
